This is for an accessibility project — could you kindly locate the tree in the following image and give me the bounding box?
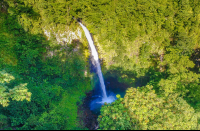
[97,95,133,130]
[98,85,199,130]
[0,114,8,129]
[0,70,31,107]
[159,47,200,98]
[162,47,195,74]
[124,85,198,130]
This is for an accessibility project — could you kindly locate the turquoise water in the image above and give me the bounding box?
[89,77,129,115]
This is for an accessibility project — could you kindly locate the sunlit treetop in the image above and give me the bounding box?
[0,70,31,107]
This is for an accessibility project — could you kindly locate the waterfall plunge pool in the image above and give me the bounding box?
[88,76,129,115]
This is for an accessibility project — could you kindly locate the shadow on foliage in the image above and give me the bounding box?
[17,6,40,20]
[103,65,167,92]
[0,6,50,129]
[0,1,8,13]
[5,1,41,20]
[190,48,200,73]
[0,2,89,130]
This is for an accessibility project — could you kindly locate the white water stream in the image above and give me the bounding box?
[78,22,108,99]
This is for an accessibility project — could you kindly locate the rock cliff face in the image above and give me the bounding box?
[43,26,82,57]
[43,26,82,45]
[42,25,92,78]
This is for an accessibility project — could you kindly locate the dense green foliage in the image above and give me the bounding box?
[124,86,198,130]
[0,70,31,107]
[0,1,92,129]
[97,95,132,130]
[99,86,200,130]
[0,0,200,130]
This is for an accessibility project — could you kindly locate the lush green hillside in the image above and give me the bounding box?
[0,0,200,130]
[0,1,91,129]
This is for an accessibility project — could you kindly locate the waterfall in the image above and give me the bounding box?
[76,20,116,113]
[78,22,108,99]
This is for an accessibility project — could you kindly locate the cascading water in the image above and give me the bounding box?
[78,21,116,112]
[78,22,107,99]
